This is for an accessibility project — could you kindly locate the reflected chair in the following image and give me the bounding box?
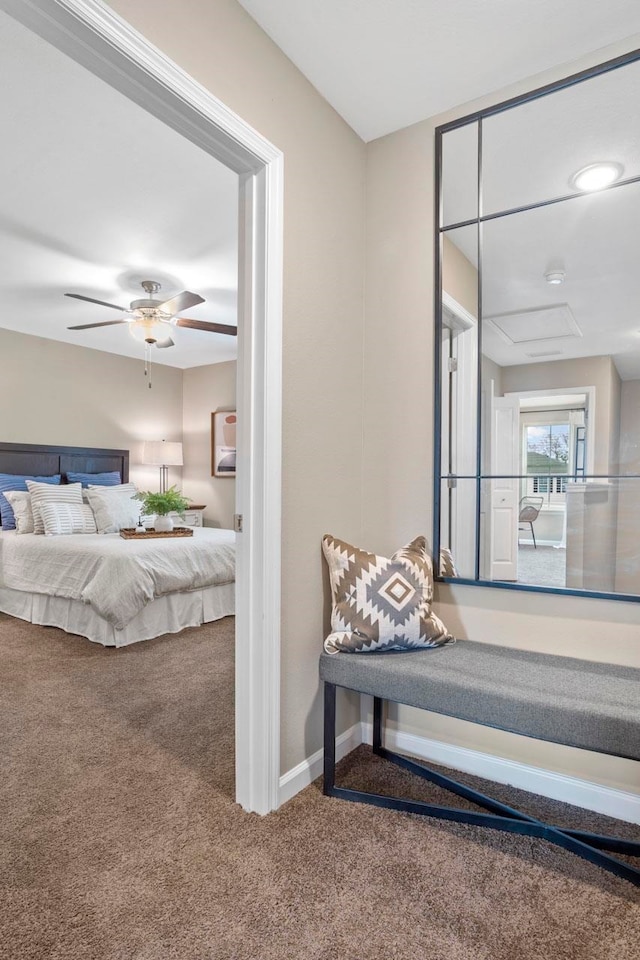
[518,496,543,548]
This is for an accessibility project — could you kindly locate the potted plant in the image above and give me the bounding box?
[135,487,190,532]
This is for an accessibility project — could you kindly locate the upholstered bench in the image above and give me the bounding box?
[320,641,640,886]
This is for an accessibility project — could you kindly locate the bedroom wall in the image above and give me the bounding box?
[363,38,640,797]
[182,361,236,530]
[0,327,184,490]
[108,0,366,771]
[501,356,620,474]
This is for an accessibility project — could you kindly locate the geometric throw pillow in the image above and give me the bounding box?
[322,534,455,654]
[439,547,458,578]
[40,502,98,536]
[25,480,83,535]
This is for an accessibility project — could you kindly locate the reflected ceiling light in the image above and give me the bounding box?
[544,269,565,285]
[569,161,623,192]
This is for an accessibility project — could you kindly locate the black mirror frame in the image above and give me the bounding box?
[433,45,640,604]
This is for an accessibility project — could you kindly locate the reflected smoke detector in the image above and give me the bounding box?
[544,269,565,285]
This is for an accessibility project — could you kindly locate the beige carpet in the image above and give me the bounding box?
[0,612,638,960]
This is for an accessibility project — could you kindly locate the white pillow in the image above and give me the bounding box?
[41,502,98,536]
[25,481,83,535]
[85,485,141,534]
[3,490,34,534]
[88,482,137,494]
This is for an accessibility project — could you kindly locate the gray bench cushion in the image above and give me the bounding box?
[320,641,640,761]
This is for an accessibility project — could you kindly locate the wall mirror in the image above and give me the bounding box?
[435,51,640,601]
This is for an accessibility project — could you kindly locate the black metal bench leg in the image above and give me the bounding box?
[323,682,336,794]
[373,696,383,754]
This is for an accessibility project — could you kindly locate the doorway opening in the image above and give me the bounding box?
[0,0,283,814]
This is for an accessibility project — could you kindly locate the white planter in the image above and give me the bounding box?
[154,514,174,533]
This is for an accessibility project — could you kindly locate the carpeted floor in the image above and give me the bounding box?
[0,612,638,960]
[518,543,566,588]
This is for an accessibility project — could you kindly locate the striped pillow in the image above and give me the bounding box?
[41,502,97,536]
[0,473,61,530]
[66,471,121,488]
[25,481,83,535]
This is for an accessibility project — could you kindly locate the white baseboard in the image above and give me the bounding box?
[519,538,563,548]
[361,723,640,826]
[278,718,640,825]
[278,721,363,806]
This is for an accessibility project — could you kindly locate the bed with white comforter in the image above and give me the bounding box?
[0,527,235,646]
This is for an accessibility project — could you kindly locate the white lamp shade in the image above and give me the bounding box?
[143,440,184,466]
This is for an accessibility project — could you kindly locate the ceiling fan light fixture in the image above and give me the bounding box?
[129,318,169,344]
[569,161,623,193]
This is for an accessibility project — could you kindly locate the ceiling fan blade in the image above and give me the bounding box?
[67,320,128,330]
[155,337,175,349]
[65,293,127,311]
[157,290,205,316]
[176,317,238,336]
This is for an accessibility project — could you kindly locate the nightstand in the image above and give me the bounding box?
[173,504,206,528]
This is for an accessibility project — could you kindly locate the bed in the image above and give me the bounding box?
[0,443,235,646]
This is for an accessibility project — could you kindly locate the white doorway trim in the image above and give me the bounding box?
[503,386,596,477]
[3,0,284,815]
[441,292,477,575]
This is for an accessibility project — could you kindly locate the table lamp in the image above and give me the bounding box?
[142,440,183,493]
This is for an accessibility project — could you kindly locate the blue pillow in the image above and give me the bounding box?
[0,473,61,530]
[66,471,121,488]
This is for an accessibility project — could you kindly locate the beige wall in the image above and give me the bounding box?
[0,327,184,490]
[615,379,640,593]
[501,356,619,474]
[619,379,640,473]
[364,42,640,795]
[442,235,477,317]
[108,0,366,769]
[182,361,236,529]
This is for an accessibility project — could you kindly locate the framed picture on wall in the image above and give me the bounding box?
[212,410,237,477]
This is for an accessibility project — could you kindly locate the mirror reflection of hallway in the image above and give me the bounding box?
[437,52,640,600]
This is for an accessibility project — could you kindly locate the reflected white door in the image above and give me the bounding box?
[490,396,519,580]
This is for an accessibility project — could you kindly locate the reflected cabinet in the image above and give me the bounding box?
[434,50,640,601]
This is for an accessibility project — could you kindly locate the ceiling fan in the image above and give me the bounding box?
[65,279,237,348]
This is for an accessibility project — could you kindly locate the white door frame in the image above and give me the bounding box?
[503,386,596,477]
[441,292,477,576]
[2,0,284,815]
[489,396,519,581]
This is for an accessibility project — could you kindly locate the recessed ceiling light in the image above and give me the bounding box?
[570,161,624,193]
[544,269,565,285]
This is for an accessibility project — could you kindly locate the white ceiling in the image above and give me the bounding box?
[0,9,238,370]
[442,54,640,380]
[238,0,640,141]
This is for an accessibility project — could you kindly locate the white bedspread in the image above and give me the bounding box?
[0,528,235,630]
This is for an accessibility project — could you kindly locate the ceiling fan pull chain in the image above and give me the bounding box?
[144,342,152,389]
